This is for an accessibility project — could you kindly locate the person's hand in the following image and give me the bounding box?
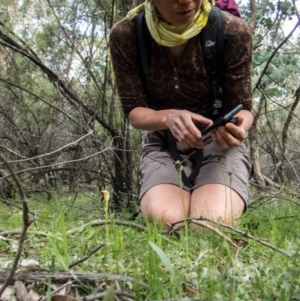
[211,115,246,149]
[165,110,213,149]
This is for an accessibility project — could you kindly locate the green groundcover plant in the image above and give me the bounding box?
[0,187,300,301]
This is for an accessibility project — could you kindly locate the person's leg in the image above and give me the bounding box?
[190,184,245,226]
[140,184,191,226]
[189,139,252,226]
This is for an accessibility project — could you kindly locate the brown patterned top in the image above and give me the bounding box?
[109,11,253,118]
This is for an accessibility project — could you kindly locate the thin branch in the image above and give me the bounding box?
[67,219,147,235]
[0,29,119,137]
[39,281,74,301]
[0,77,82,128]
[168,217,292,257]
[0,220,147,239]
[187,220,237,247]
[45,0,102,93]
[68,244,105,269]
[0,154,32,297]
[253,19,300,92]
[8,131,93,163]
[81,291,136,301]
[0,144,27,159]
[263,175,282,189]
[1,148,112,180]
[192,218,292,257]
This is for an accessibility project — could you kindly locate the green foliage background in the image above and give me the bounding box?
[0,0,299,206]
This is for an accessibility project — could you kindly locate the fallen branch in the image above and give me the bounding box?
[188,220,237,248]
[263,175,282,189]
[151,299,200,301]
[81,290,135,301]
[0,220,146,239]
[0,272,149,289]
[192,217,292,257]
[168,217,292,257]
[66,219,147,235]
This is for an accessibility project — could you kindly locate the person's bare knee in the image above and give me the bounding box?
[140,184,190,226]
[189,184,245,227]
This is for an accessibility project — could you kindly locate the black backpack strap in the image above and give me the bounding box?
[166,130,193,188]
[201,6,225,117]
[134,11,153,108]
[166,130,203,188]
[187,7,226,182]
[188,149,203,184]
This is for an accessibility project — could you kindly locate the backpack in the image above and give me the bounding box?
[214,0,241,18]
[134,1,241,187]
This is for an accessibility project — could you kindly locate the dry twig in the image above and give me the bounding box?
[168,217,292,257]
[188,220,237,247]
[68,244,105,269]
[0,154,32,297]
[66,219,147,235]
[191,217,292,257]
[0,272,149,289]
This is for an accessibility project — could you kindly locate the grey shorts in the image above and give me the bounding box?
[139,131,252,205]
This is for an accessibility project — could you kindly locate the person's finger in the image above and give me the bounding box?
[184,113,213,139]
[213,127,231,149]
[225,123,246,141]
[191,113,213,126]
[176,128,203,148]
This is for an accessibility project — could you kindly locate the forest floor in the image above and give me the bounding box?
[0,185,300,301]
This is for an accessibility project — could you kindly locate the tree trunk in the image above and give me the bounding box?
[249,124,265,186]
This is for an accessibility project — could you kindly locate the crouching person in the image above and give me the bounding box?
[109,0,253,227]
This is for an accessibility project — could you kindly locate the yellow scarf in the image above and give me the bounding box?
[127,0,211,47]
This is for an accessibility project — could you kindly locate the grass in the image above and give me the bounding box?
[1,187,300,300]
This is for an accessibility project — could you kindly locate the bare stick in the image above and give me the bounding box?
[39,281,74,301]
[0,154,32,297]
[0,145,26,159]
[67,219,147,235]
[191,217,292,257]
[81,291,135,301]
[68,244,105,269]
[169,217,292,257]
[1,148,111,180]
[189,220,237,247]
[0,272,149,289]
[0,220,146,239]
[8,131,93,163]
